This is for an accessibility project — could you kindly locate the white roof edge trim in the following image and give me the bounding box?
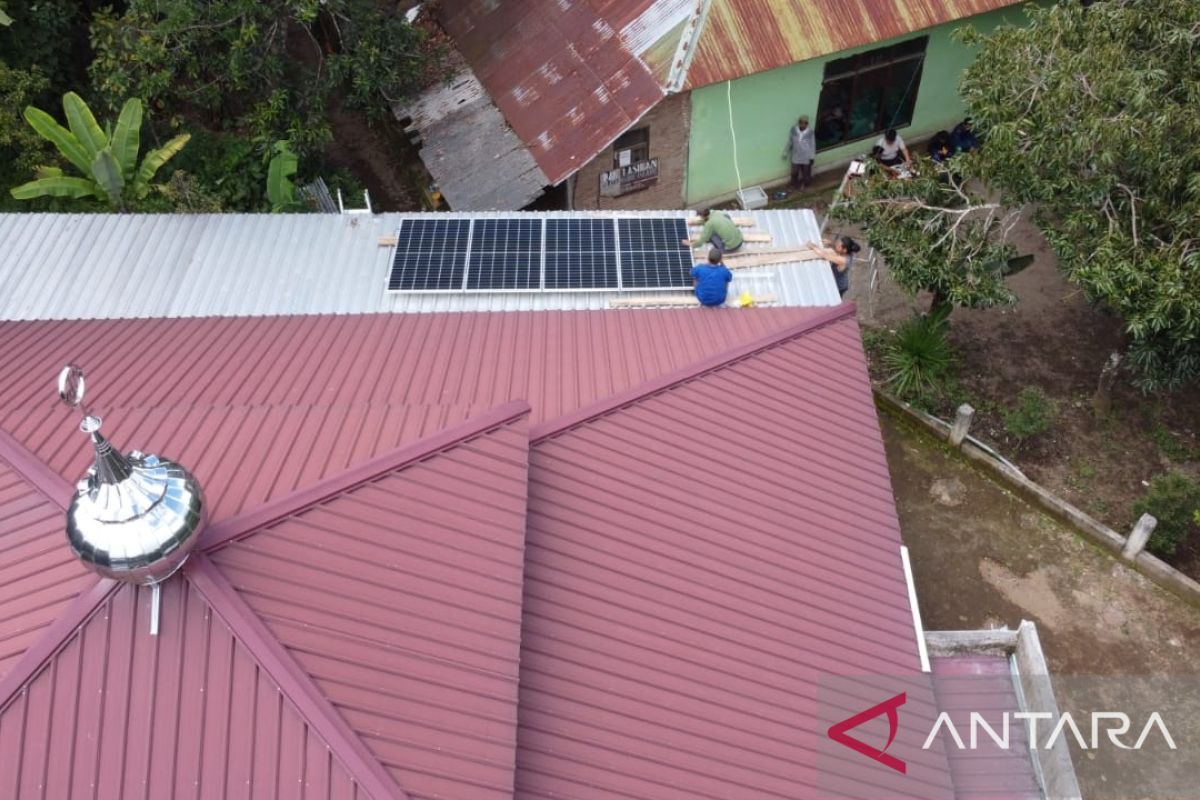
[901,545,932,673]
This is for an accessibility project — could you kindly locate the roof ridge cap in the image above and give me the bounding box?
[0,428,74,510]
[186,555,409,800]
[201,399,531,552]
[529,304,856,443]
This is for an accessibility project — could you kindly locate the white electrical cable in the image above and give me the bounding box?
[726,80,744,199]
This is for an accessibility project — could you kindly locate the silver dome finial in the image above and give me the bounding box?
[60,365,206,605]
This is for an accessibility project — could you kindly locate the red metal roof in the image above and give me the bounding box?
[0,306,959,798]
[931,656,1042,800]
[0,576,380,800]
[515,311,938,798]
[437,0,664,184]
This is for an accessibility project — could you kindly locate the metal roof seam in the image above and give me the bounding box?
[0,429,74,510]
[185,555,408,800]
[528,304,855,443]
[200,400,532,552]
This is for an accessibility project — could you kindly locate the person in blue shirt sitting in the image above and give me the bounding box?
[691,249,733,307]
[950,118,979,153]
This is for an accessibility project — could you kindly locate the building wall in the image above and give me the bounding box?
[684,4,1030,205]
[573,92,690,210]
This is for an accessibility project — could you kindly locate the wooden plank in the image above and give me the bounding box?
[725,249,822,270]
[687,216,755,227]
[609,293,777,309]
[742,233,773,243]
[378,235,397,247]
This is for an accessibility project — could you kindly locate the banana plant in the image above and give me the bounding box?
[10,92,190,210]
[266,140,300,212]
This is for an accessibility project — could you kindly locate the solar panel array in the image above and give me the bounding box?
[388,217,694,293]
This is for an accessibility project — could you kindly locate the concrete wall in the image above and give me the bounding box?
[684,4,1030,205]
[573,92,690,210]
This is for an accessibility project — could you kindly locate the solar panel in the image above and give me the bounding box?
[617,218,693,289]
[388,219,470,291]
[545,219,617,289]
[388,216,696,293]
[467,219,542,290]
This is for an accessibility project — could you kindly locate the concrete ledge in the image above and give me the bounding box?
[876,389,1200,608]
[925,628,1018,656]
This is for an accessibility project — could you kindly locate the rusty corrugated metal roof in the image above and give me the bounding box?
[684,0,1025,89]
[438,0,667,184]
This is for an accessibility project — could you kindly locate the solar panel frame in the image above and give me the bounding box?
[386,218,471,292]
[545,219,619,290]
[386,215,699,295]
[466,218,544,291]
[617,218,694,290]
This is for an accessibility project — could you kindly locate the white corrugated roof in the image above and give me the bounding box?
[0,210,837,320]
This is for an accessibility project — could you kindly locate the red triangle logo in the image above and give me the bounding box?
[827,692,907,774]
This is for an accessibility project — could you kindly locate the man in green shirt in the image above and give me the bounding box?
[684,208,744,254]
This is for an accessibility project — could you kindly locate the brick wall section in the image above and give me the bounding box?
[573,92,690,210]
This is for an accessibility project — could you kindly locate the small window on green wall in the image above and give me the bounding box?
[815,37,928,150]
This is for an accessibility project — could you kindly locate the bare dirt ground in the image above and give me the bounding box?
[822,200,1200,579]
[884,413,1200,797]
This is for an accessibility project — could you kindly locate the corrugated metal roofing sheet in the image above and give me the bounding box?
[0,306,963,798]
[931,655,1042,799]
[0,211,836,320]
[514,311,954,798]
[438,0,665,185]
[0,578,370,800]
[0,454,91,681]
[684,0,1025,89]
[210,416,531,800]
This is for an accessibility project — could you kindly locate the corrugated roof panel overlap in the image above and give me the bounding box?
[210,416,532,800]
[0,211,835,320]
[514,314,952,798]
[0,579,368,800]
[0,457,91,681]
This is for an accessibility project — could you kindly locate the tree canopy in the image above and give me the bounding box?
[959,0,1200,390]
[831,158,1019,314]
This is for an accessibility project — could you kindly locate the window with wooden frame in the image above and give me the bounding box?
[612,127,650,167]
[814,37,928,150]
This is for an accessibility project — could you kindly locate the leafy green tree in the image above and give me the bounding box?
[831,158,1019,314]
[10,92,189,210]
[959,0,1200,390]
[0,61,51,205]
[88,0,443,158]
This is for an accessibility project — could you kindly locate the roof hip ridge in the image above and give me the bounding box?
[185,554,410,800]
[529,304,856,443]
[0,427,74,510]
[201,399,532,553]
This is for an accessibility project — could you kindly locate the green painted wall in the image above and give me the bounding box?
[685,4,1030,205]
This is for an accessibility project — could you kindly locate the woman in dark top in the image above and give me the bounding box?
[807,236,861,298]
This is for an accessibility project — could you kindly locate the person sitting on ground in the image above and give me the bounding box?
[691,248,734,307]
[806,236,861,298]
[950,118,979,153]
[874,128,910,167]
[683,208,743,254]
[929,130,954,163]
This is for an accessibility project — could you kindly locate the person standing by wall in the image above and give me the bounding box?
[783,115,816,189]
